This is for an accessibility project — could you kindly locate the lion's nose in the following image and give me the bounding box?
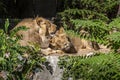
[63,42,77,53]
[64,43,70,48]
[62,42,71,52]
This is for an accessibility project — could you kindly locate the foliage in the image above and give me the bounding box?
[58,53,120,80]
[0,0,17,17]
[54,1,120,79]
[0,19,46,79]
[0,0,6,13]
[71,19,109,44]
[58,0,119,23]
[106,17,120,51]
[66,17,120,52]
[57,1,120,79]
[109,17,120,29]
[57,0,120,52]
[59,8,109,21]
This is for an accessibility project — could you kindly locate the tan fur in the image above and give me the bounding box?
[13,17,56,48]
[49,27,77,53]
[70,36,100,52]
[78,28,100,50]
[41,48,64,55]
[70,37,93,51]
[13,17,76,55]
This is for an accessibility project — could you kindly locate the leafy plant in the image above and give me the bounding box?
[0,19,45,79]
[71,19,109,44]
[57,0,120,52]
[58,53,120,80]
[59,0,119,20]
[0,0,6,13]
[57,2,120,79]
[106,17,120,52]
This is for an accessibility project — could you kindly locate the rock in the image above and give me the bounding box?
[33,56,63,80]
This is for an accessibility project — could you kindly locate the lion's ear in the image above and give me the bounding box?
[35,17,44,26]
[56,27,65,34]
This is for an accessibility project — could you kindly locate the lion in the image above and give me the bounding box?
[75,28,100,50]
[49,27,77,53]
[13,17,57,48]
[40,47,64,55]
[70,37,93,51]
[70,36,100,51]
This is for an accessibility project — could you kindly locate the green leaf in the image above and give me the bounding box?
[4,19,9,33]
[10,26,29,37]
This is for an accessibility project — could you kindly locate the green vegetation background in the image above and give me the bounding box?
[0,0,120,79]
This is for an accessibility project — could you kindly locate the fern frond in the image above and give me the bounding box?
[109,17,120,29]
[0,1,6,12]
[106,32,120,50]
[60,9,109,21]
[10,26,29,37]
[71,19,109,44]
[80,0,100,9]
[101,0,119,12]
[107,32,120,42]
[59,53,120,80]
[71,19,108,30]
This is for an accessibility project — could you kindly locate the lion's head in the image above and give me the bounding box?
[14,17,57,49]
[35,17,56,37]
[49,27,77,53]
[35,17,58,48]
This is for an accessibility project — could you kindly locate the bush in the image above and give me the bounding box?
[58,53,120,80]
[57,0,120,53]
[0,19,46,79]
[106,17,120,52]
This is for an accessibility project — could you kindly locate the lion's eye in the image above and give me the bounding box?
[42,22,46,25]
[61,36,66,39]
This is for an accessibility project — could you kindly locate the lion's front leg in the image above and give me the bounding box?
[41,48,64,55]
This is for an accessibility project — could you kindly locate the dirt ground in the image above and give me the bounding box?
[50,48,110,56]
[49,45,111,56]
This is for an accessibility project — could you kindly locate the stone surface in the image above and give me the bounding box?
[33,56,63,80]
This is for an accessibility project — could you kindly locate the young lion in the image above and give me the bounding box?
[70,36,100,52]
[49,27,77,53]
[13,17,57,48]
[70,37,93,51]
